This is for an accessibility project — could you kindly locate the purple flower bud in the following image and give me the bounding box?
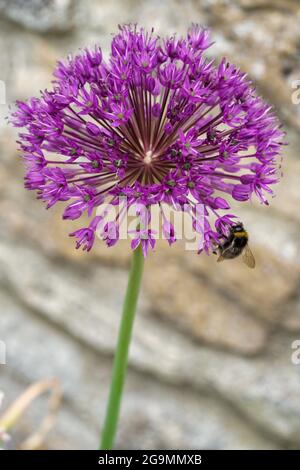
[86,122,101,136]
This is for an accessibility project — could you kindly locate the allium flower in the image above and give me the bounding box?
[11,24,284,256]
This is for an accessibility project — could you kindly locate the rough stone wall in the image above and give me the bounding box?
[0,0,300,449]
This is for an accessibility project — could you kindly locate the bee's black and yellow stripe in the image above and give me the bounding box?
[233,230,248,240]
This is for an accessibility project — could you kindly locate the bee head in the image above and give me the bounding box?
[232,222,244,233]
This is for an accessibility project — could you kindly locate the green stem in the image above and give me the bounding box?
[100,245,144,450]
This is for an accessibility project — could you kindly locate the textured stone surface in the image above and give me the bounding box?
[0,0,300,450]
[0,0,82,33]
[0,291,282,450]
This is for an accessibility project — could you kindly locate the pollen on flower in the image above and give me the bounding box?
[144,151,153,165]
[10,24,285,256]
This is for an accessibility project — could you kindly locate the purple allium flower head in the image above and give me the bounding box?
[11,25,284,255]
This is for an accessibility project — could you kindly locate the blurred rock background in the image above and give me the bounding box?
[0,0,300,450]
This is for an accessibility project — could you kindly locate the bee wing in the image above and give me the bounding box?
[242,245,256,269]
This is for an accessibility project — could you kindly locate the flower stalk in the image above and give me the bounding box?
[100,245,144,450]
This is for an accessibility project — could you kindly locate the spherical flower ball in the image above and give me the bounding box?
[11,24,284,256]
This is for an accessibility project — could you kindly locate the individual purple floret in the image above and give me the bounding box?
[11,24,284,255]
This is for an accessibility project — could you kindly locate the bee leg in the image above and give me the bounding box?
[212,244,221,256]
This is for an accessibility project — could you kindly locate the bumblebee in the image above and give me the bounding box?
[215,223,255,269]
